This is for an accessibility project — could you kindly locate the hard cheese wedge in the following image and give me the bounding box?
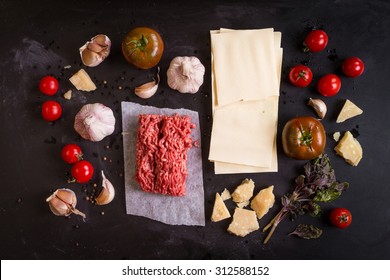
[334,131,363,166]
[69,69,97,92]
[336,99,363,123]
[227,208,259,237]
[231,178,255,203]
[250,186,275,219]
[211,193,231,222]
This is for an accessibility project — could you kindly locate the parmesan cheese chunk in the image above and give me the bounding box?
[69,69,97,92]
[220,188,231,201]
[227,208,259,237]
[236,201,250,209]
[333,132,341,142]
[211,193,231,222]
[231,178,255,203]
[336,99,363,123]
[334,131,363,166]
[250,186,275,219]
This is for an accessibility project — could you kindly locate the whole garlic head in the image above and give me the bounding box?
[74,103,116,142]
[167,56,205,94]
[80,34,111,67]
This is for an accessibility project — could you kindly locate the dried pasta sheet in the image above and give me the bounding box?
[121,101,205,226]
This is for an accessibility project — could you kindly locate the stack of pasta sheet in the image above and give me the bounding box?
[209,28,283,174]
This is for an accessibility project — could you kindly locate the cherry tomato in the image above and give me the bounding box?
[289,65,313,87]
[317,74,341,97]
[342,57,365,77]
[122,27,164,69]
[282,116,326,160]
[41,100,62,121]
[39,76,59,96]
[304,30,328,53]
[61,144,83,164]
[330,208,352,229]
[71,160,94,183]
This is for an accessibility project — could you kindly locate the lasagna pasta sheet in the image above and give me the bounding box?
[121,102,205,226]
[209,28,283,174]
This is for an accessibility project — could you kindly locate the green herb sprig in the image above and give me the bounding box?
[263,154,349,244]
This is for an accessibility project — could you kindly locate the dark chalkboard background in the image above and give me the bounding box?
[1,0,390,259]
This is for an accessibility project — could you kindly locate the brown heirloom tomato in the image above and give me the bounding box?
[282,116,326,160]
[122,27,164,69]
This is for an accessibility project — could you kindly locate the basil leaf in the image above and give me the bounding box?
[289,224,323,239]
[313,188,341,202]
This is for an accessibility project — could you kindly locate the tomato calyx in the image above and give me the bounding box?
[298,125,314,151]
[295,70,310,82]
[126,34,149,53]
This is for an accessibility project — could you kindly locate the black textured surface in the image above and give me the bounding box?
[1,0,390,260]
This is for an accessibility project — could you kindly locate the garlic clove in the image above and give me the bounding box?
[95,171,115,205]
[79,34,111,67]
[134,67,160,99]
[46,188,86,218]
[308,98,327,119]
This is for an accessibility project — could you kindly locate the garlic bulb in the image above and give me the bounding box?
[95,170,115,205]
[80,34,111,67]
[46,188,86,218]
[167,56,205,94]
[74,103,116,142]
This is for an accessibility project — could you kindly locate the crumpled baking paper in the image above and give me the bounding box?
[121,102,205,226]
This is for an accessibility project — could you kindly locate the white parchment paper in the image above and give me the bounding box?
[121,102,205,226]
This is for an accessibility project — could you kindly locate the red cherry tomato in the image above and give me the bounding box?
[304,30,328,53]
[342,57,365,77]
[41,100,62,121]
[317,74,341,97]
[71,160,94,183]
[289,65,313,87]
[330,208,352,229]
[39,76,59,96]
[61,144,83,164]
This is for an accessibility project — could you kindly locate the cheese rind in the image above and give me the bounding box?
[334,131,363,166]
[227,208,259,237]
[69,69,97,92]
[231,179,255,203]
[336,99,363,123]
[250,186,275,219]
[211,193,231,222]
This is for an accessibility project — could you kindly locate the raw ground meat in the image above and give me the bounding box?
[135,114,195,196]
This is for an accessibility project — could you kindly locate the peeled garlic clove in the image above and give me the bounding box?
[46,188,86,218]
[308,98,327,119]
[79,34,111,67]
[95,171,115,205]
[134,67,160,99]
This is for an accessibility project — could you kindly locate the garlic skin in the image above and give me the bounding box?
[135,67,160,99]
[167,56,205,94]
[74,103,116,142]
[308,98,327,119]
[95,171,115,205]
[80,34,111,67]
[46,188,86,218]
